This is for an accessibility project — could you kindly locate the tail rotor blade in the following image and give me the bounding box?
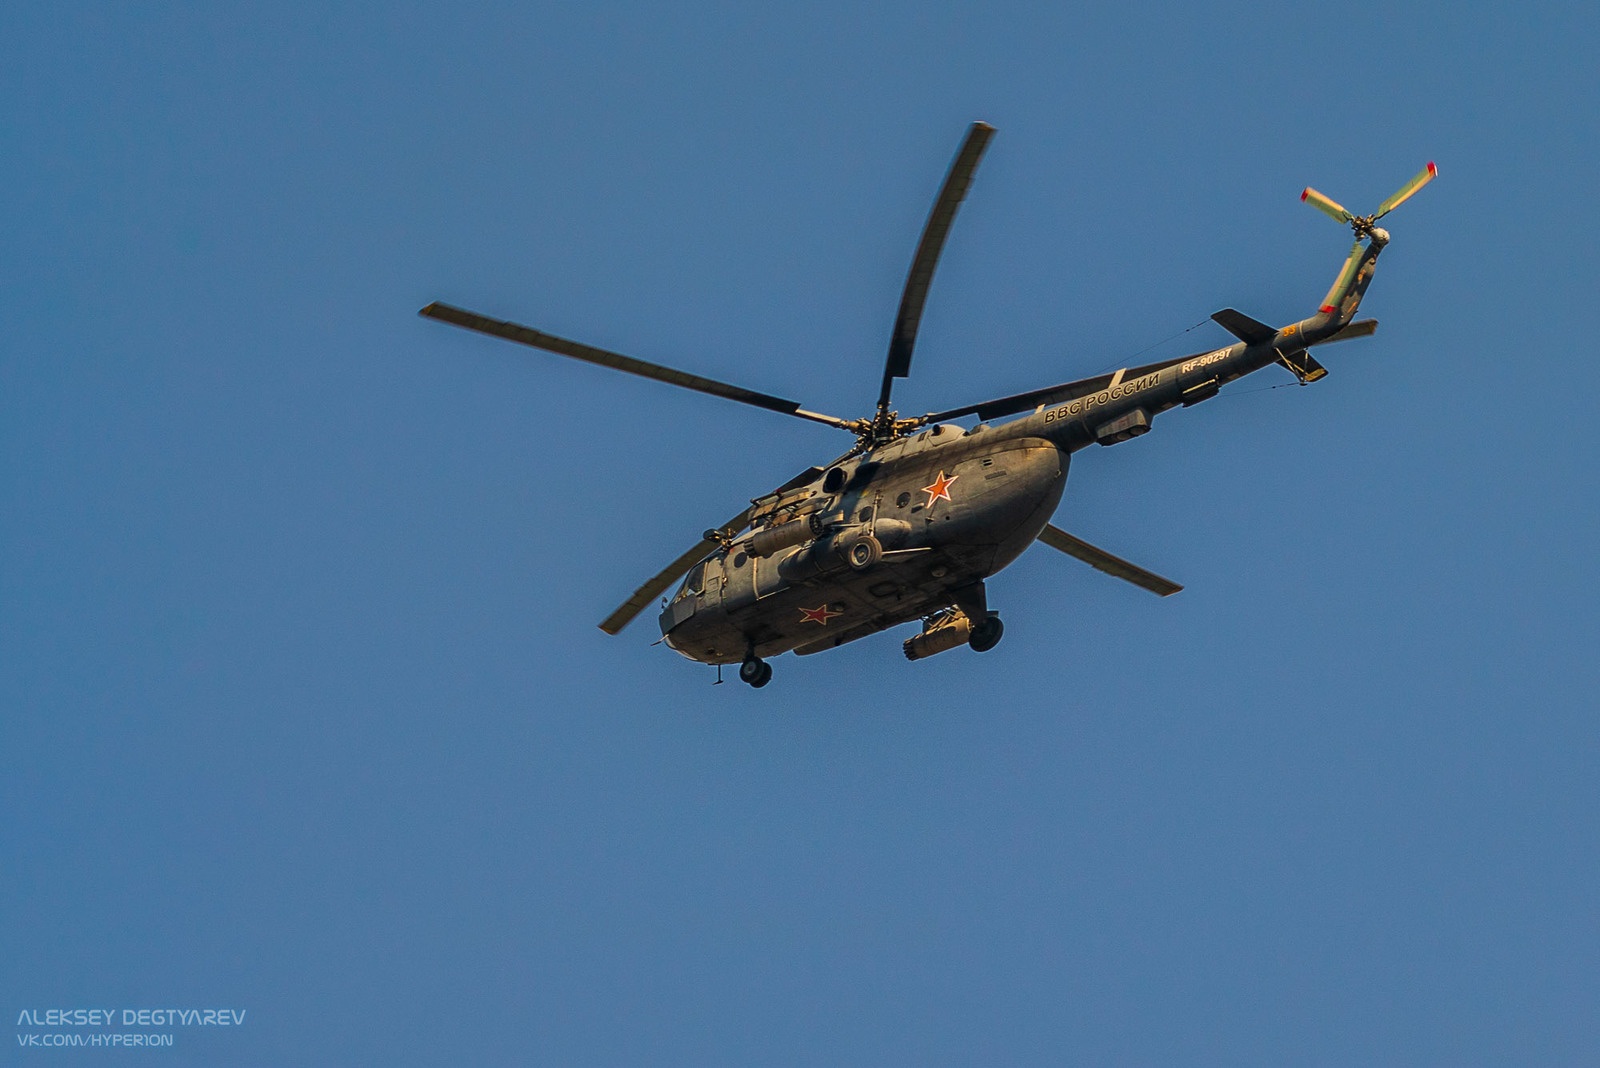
[1301,187,1353,224]
[1374,161,1438,219]
[1319,240,1365,313]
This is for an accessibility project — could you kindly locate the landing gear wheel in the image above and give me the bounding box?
[967,614,1004,653]
[845,534,883,571]
[739,656,773,688]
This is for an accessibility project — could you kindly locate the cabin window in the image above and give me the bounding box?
[896,492,911,508]
[858,506,874,523]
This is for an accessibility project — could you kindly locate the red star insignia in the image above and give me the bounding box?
[922,470,958,507]
[798,604,843,625]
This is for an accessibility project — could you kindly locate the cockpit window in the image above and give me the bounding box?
[677,562,706,599]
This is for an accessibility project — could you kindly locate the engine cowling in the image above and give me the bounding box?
[748,514,823,558]
[777,530,854,583]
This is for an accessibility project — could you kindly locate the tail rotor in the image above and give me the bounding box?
[1302,161,1438,239]
[1302,162,1437,313]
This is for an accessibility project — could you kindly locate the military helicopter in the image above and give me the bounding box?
[420,122,1436,687]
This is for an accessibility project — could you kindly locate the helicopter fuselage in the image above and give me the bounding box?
[660,324,1296,665]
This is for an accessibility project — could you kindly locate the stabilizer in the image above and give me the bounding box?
[1209,307,1381,384]
[1211,307,1327,381]
[1317,318,1378,345]
[1210,308,1276,346]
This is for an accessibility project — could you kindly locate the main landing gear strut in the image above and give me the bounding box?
[954,581,1004,653]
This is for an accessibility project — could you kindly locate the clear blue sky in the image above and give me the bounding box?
[4,2,1598,1063]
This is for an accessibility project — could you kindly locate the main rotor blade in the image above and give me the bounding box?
[1037,524,1183,596]
[420,302,855,430]
[1374,161,1438,219]
[599,507,752,635]
[877,121,996,411]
